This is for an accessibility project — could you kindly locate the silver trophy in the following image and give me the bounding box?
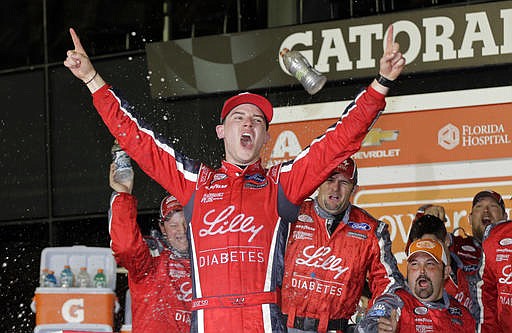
[281,48,327,95]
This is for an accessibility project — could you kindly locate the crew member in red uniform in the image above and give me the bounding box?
[357,238,475,333]
[64,26,405,333]
[109,163,191,332]
[405,189,507,319]
[281,158,404,333]
[477,219,512,333]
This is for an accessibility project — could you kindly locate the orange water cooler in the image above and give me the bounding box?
[32,246,117,333]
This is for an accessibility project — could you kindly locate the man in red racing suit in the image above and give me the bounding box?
[281,158,404,333]
[64,26,405,333]
[477,220,512,333]
[357,238,475,333]
[109,164,191,332]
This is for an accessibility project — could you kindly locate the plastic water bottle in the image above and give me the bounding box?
[280,48,327,95]
[93,268,107,288]
[44,270,58,287]
[111,140,134,183]
[39,268,49,287]
[60,265,74,288]
[76,267,91,288]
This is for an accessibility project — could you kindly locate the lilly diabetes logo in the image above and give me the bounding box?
[438,123,460,150]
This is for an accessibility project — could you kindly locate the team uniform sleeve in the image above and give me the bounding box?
[368,222,405,300]
[356,292,403,333]
[92,85,199,205]
[279,86,386,205]
[477,236,498,333]
[109,192,153,281]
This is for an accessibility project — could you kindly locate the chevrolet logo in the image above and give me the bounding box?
[362,128,399,147]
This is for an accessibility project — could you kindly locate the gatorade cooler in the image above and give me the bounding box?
[33,246,117,330]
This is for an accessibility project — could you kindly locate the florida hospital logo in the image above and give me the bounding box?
[438,123,460,150]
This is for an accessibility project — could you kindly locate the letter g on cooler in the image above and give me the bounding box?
[62,298,85,323]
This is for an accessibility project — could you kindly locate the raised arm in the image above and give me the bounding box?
[280,25,406,205]
[63,28,106,93]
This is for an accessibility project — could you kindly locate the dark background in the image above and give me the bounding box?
[1,0,509,332]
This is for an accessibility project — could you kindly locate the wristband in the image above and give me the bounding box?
[376,74,396,88]
[84,71,98,85]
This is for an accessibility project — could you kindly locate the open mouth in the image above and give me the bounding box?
[417,276,431,288]
[328,194,340,203]
[241,133,253,147]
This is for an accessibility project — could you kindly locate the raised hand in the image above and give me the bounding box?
[109,163,134,194]
[63,28,96,83]
[379,25,405,81]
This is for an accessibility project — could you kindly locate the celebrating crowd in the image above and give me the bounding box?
[64,24,510,333]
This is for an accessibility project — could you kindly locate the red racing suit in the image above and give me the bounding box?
[93,83,386,333]
[109,192,192,333]
[446,234,481,319]
[357,289,475,332]
[281,200,404,333]
[477,220,512,333]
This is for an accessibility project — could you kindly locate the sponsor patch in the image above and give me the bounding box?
[206,183,227,190]
[461,245,476,252]
[245,173,265,182]
[295,224,315,231]
[348,222,371,231]
[414,324,433,333]
[448,307,462,316]
[413,306,428,315]
[462,264,479,272]
[500,238,512,246]
[244,173,268,189]
[212,173,227,183]
[298,214,314,223]
[348,231,368,240]
[293,230,313,240]
[201,192,224,203]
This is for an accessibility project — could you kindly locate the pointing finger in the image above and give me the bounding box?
[69,27,87,55]
[385,25,394,53]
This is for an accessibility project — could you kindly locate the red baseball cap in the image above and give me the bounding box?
[472,190,505,212]
[331,158,358,184]
[220,92,273,124]
[160,195,183,220]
